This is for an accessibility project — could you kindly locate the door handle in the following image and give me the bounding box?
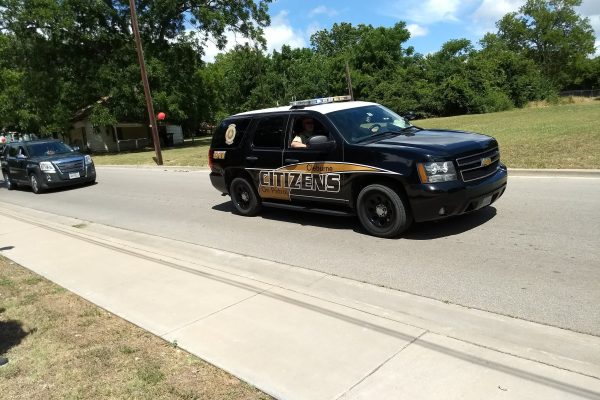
[285,158,299,164]
[245,156,258,162]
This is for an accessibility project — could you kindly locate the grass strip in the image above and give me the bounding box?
[0,255,272,400]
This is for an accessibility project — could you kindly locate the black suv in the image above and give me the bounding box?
[1,139,96,194]
[209,97,507,238]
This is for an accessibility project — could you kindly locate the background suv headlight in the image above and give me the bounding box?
[84,155,93,165]
[417,161,457,183]
[39,161,56,173]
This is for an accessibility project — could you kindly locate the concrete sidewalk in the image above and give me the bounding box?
[1,202,599,400]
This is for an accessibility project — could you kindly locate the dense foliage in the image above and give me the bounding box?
[0,0,597,134]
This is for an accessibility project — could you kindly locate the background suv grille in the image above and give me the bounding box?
[455,147,500,182]
[55,159,84,174]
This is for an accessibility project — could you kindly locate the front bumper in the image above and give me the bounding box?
[408,164,508,222]
[40,165,96,189]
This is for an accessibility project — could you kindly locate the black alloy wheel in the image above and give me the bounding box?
[357,184,411,238]
[30,173,43,194]
[230,177,261,216]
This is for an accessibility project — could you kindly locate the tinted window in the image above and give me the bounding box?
[8,145,18,157]
[253,115,287,148]
[211,118,252,148]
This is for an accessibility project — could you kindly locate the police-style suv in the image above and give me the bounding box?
[209,96,507,238]
[1,139,96,194]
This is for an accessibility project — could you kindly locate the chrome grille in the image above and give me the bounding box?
[455,147,500,182]
[54,159,84,174]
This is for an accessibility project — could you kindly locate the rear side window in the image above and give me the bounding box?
[8,145,18,157]
[252,115,287,149]
[211,118,252,148]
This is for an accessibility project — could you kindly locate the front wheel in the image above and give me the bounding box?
[3,171,16,190]
[357,184,412,238]
[229,177,261,216]
[30,173,44,194]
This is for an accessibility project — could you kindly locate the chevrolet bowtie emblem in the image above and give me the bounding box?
[481,157,492,167]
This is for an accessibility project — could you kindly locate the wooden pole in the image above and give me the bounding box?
[129,0,163,165]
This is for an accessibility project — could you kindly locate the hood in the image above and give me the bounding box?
[375,129,496,156]
[30,153,84,163]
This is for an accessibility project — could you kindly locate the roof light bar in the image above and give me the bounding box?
[290,95,352,107]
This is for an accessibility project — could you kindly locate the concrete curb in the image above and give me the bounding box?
[509,168,600,177]
[94,165,600,177]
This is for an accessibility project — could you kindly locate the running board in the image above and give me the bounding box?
[262,202,355,217]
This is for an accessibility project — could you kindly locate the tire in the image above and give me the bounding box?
[229,177,261,216]
[356,184,412,238]
[3,171,16,190]
[30,173,44,194]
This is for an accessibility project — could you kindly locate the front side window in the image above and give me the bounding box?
[327,105,412,143]
[288,116,330,149]
[252,115,287,149]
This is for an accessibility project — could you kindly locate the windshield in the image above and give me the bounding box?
[26,141,74,157]
[327,104,413,144]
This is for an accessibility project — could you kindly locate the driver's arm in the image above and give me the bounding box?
[291,136,307,148]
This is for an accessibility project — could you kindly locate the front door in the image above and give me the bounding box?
[281,113,346,205]
[6,144,29,183]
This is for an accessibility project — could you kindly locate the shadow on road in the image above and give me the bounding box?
[0,180,96,194]
[212,201,498,239]
[405,206,497,240]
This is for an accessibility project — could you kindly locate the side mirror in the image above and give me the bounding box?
[403,112,417,121]
[72,146,80,152]
[307,135,336,151]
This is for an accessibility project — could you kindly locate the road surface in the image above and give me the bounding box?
[2,167,599,335]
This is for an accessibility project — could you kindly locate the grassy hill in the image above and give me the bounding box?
[93,100,600,169]
[416,100,600,169]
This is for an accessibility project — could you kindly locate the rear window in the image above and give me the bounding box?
[211,118,252,148]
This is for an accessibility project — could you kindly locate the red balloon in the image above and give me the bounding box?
[157,112,166,121]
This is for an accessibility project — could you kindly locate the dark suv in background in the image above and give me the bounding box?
[1,139,96,194]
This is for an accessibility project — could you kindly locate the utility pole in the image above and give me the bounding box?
[129,0,163,165]
[345,61,354,101]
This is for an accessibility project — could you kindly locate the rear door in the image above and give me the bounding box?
[281,112,346,205]
[244,113,290,201]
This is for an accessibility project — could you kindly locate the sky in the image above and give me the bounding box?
[202,0,600,62]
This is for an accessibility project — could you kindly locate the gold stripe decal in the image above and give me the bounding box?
[256,162,391,200]
[279,162,382,173]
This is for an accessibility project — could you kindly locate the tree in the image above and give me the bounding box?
[0,0,272,133]
[495,0,596,88]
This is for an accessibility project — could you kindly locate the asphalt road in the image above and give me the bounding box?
[1,167,599,335]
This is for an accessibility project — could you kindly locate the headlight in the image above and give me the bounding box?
[39,161,56,173]
[417,161,457,183]
[84,155,93,165]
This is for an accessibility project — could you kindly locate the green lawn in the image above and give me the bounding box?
[93,136,212,167]
[416,101,600,169]
[93,101,600,169]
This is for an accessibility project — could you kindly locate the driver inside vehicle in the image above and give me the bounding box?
[291,118,316,149]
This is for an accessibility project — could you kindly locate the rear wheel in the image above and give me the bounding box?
[30,173,43,194]
[3,171,16,190]
[357,184,411,238]
[229,177,261,216]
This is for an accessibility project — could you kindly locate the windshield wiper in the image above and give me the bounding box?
[355,128,415,143]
